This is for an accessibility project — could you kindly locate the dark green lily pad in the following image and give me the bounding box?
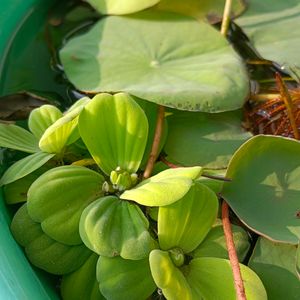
[236,0,300,79]
[11,204,91,275]
[97,256,156,300]
[27,166,104,245]
[61,253,104,300]
[60,11,249,112]
[80,196,155,260]
[249,237,300,300]
[222,135,300,244]
[164,110,252,169]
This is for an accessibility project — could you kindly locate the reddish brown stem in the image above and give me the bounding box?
[222,201,247,300]
[143,105,165,179]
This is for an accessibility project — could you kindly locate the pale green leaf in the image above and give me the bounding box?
[78,93,148,175]
[11,204,91,275]
[0,152,55,187]
[0,123,39,153]
[61,253,105,300]
[222,135,300,244]
[60,11,249,112]
[158,182,218,253]
[97,256,156,300]
[121,166,202,206]
[27,166,104,245]
[28,104,63,139]
[80,196,155,260]
[249,237,300,300]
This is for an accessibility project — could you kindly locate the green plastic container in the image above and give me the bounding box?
[0,0,59,298]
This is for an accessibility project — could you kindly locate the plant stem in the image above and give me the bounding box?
[222,201,247,300]
[275,72,300,140]
[143,105,165,179]
[221,0,233,36]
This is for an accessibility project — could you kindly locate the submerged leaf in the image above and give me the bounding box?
[11,204,91,275]
[121,167,202,206]
[249,237,300,300]
[27,166,104,245]
[222,135,300,244]
[158,182,218,253]
[0,152,55,187]
[97,256,156,300]
[0,123,39,153]
[60,11,249,112]
[80,196,154,260]
[78,93,148,175]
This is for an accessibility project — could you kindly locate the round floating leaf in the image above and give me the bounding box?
[11,204,92,275]
[80,196,154,260]
[121,166,202,206]
[28,105,63,139]
[158,182,218,253]
[87,0,160,15]
[0,123,39,153]
[78,93,148,175]
[236,0,300,77]
[192,224,250,261]
[39,98,90,154]
[27,165,104,245]
[249,237,300,300]
[61,253,104,300]
[155,0,247,23]
[60,11,249,112]
[149,249,193,300]
[164,110,252,169]
[186,257,267,299]
[0,152,55,187]
[222,135,300,244]
[97,256,156,300]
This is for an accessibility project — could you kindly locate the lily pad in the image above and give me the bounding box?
[27,166,104,245]
[97,256,156,300]
[249,237,300,300]
[61,253,104,300]
[222,135,300,244]
[11,204,92,275]
[164,110,252,169]
[121,166,202,206]
[158,182,218,253]
[28,105,63,139]
[155,0,247,23]
[236,0,300,78]
[80,196,155,260]
[87,0,160,15]
[79,93,148,175]
[60,11,249,112]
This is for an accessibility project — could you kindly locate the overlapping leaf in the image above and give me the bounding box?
[121,167,202,206]
[97,256,156,300]
[222,135,300,244]
[79,93,148,175]
[60,11,249,112]
[27,166,104,245]
[80,196,155,260]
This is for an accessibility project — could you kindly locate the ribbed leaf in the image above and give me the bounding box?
[61,253,104,300]
[78,93,148,175]
[0,123,39,153]
[149,249,193,300]
[28,105,63,139]
[121,167,202,206]
[80,196,155,260]
[158,182,218,253]
[0,152,55,187]
[97,256,156,300]
[11,204,91,275]
[27,166,104,245]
